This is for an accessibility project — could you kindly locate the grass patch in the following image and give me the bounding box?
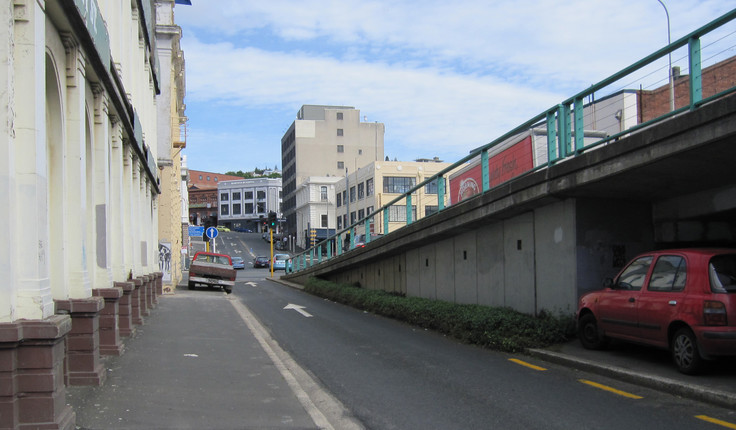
[304,277,575,353]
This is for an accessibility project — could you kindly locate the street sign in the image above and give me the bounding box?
[188,226,204,237]
[206,227,219,239]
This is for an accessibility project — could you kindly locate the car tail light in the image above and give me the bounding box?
[703,301,728,326]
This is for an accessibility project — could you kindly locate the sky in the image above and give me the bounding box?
[173,1,734,174]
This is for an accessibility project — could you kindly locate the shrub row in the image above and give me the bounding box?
[304,277,575,353]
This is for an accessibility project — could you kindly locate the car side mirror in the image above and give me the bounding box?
[603,278,614,288]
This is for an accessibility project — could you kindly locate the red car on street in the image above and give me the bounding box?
[577,248,736,374]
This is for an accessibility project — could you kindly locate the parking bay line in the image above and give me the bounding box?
[508,358,547,371]
[695,415,736,429]
[578,379,643,399]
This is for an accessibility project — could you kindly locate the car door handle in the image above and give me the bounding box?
[628,297,636,303]
[669,300,677,306]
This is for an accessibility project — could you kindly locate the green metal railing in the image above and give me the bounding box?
[287,8,736,274]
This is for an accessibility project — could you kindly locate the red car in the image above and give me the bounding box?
[577,248,736,374]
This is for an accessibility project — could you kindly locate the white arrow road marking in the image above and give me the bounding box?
[245,282,258,288]
[284,303,313,318]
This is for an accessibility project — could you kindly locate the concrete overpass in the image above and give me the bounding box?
[283,90,736,315]
[283,10,736,315]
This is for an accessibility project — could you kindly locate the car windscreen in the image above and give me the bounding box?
[709,254,736,293]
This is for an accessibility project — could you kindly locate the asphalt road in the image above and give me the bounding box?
[214,232,736,429]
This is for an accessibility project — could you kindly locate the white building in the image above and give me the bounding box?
[0,1,181,427]
[295,177,343,248]
[217,178,282,232]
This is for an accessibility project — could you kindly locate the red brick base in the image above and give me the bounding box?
[115,281,135,337]
[93,287,124,356]
[55,298,106,386]
[0,316,76,430]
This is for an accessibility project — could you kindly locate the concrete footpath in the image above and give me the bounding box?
[66,284,351,430]
[67,279,736,429]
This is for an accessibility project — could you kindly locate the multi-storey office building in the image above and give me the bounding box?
[217,178,283,232]
[335,160,453,238]
[281,105,385,244]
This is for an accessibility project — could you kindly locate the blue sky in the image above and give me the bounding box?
[174,1,734,174]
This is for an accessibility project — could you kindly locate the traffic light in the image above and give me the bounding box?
[268,211,276,228]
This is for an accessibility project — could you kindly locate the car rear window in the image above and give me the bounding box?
[709,254,736,293]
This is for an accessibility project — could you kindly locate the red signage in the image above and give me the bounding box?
[450,136,534,204]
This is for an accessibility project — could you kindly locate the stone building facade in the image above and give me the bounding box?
[0,1,179,428]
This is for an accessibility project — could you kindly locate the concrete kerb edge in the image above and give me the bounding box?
[528,348,736,410]
[265,277,305,290]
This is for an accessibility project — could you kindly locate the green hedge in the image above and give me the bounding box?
[304,277,575,353]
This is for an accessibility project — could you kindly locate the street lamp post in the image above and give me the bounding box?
[657,0,675,112]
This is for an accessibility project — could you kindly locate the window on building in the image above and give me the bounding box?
[320,186,328,201]
[321,214,328,228]
[388,205,417,222]
[337,112,343,120]
[221,193,229,201]
[358,209,365,220]
[337,161,344,169]
[337,128,343,136]
[244,191,253,200]
[350,212,356,224]
[220,204,229,216]
[337,145,344,153]
[257,190,266,200]
[214,177,218,182]
[425,205,439,217]
[233,204,242,215]
[366,178,374,196]
[425,178,441,194]
[257,202,265,213]
[207,176,210,181]
[199,175,202,180]
[232,192,241,200]
[366,206,374,216]
[337,217,342,230]
[357,183,365,199]
[383,177,416,194]
[350,186,356,202]
[337,193,342,207]
[244,203,254,214]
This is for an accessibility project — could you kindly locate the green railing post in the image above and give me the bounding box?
[481,149,490,192]
[318,245,322,263]
[365,218,371,244]
[574,97,584,153]
[557,104,571,158]
[327,239,333,259]
[383,207,389,234]
[689,36,702,107]
[337,235,342,256]
[406,194,413,225]
[309,249,314,267]
[438,175,445,211]
[546,110,557,163]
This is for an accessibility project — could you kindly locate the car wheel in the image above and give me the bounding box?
[224,287,232,294]
[578,313,609,350]
[671,327,703,375]
[188,281,195,290]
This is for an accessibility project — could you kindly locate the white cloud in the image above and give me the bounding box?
[175,0,735,170]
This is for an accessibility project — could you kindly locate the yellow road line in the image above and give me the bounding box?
[695,415,736,429]
[508,358,547,371]
[578,379,643,399]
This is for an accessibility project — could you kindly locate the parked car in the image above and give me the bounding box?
[188,251,236,294]
[577,248,736,374]
[253,256,270,268]
[271,253,290,271]
[231,256,245,270]
[216,225,231,232]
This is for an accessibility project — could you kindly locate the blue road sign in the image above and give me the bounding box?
[188,226,205,237]
[206,227,219,239]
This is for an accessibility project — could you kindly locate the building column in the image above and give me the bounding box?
[114,281,135,337]
[54,298,106,386]
[92,287,124,356]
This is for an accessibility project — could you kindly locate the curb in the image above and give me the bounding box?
[528,348,736,409]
